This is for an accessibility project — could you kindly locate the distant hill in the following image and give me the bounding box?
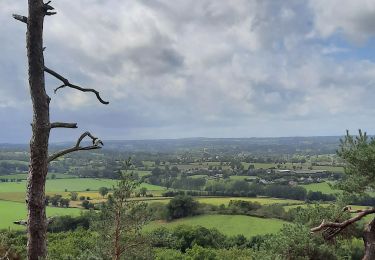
[102,136,342,155]
[0,136,343,155]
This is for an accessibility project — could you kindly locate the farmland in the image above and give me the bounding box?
[144,214,287,238]
[0,178,165,193]
[301,182,341,194]
[0,200,81,230]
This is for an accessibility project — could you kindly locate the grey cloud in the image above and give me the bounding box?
[2,1,375,143]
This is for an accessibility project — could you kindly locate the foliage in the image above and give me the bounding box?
[96,169,152,259]
[337,130,375,193]
[166,195,200,220]
[47,229,100,260]
[98,186,109,198]
[47,212,95,233]
[145,215,287,238]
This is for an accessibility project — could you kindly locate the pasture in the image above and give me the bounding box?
[0,200,81,230]
[196,197,303,206]
[229,175,256,181]
[301,182,341,194]
[0,178,166,193]
[139,196,304,207]
[0,173,77,180]
[144,214,287,238]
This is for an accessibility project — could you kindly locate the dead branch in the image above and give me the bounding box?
[43,1,56,16]
[44,66,109,104]
[311,207,375,240]
[48,131,103,162]
[0,248,10,260]
[12,14,28,24]
[50,122,77,129]
[12,14,109,105]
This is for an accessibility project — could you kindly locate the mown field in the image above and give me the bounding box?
[144,214,287,238]
[0,200,81,230]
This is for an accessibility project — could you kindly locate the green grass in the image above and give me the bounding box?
[144,214,287,238]
[229,175,256,181]
[141,197,304,206]
[142,161,155,167]
[312,165,344,173]
[139,183,166,191]
[0,200,81,230]
[190,175,208,179]
[0,160,29,165]
[196,197,303,206]
[301,182,341,194]
[134,170,152,177]
[0,178,166,193]
[0,173,77,180]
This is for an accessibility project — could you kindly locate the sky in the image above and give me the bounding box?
[1,0,375,143]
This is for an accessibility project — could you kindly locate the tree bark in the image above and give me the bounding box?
[26,0,50,259]
[363,218,375,260]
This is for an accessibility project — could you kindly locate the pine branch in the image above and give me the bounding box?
[311,207,375,240]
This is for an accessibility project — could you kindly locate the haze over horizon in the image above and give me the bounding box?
[2,1,375,143]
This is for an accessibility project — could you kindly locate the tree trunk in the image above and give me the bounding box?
[363,218,375,260]
[26,0,50,259]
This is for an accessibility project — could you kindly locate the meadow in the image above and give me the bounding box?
[144,214,287,238]
[135,196,305,207]
[196,197,303,206]
[0,173,77,180]
[0,200,81,230]
[301,182,341,194]
[0,178,165,193]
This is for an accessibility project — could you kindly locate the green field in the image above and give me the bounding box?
[196,197,303,206]
[0,173,77,180]
[301,182,341,194]
[0,178,166,193]
[229,175,256,181]
[140,197,304,206]
[144,214,287,238]
[190,174,208,179]
[0,160,29,165]
[0,200,81,230]
[312,165,344,173]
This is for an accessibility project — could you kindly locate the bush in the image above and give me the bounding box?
[81,200,94,209]
[166,195,199,220]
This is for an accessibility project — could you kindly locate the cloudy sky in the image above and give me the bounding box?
[1,0,375,143]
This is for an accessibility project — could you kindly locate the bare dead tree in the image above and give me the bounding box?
[13,1,109,259]
[311,206,375,260]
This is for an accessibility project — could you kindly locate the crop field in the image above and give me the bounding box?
[0,200,81,230]
[144,214,288,238]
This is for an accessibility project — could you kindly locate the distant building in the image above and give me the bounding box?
[276,169,291,174]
